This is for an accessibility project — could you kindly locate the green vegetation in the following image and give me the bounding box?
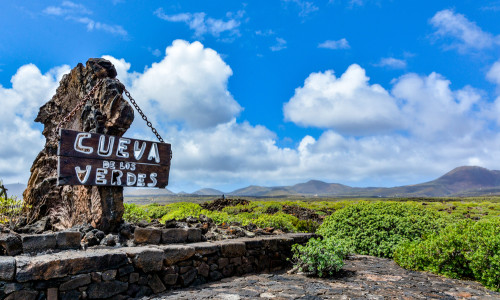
[291,237,353,277]
[0,180,27,228]
[124,196,500,290]
[394,218,500,291]
[317,202,449,258]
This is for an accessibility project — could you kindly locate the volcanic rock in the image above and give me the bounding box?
[23,58,134,232]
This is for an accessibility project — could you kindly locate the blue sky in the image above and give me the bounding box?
[1,0,500,193]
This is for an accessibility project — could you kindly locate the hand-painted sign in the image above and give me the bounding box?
[57,129,171,188]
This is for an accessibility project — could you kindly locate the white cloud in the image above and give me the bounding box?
[392,72,483,139]
[271,38,287,51]
[487,60,500,86]
[43,1,91,16]
[283,0,319,17]
[0,64,70,183]
[106,40,242,129]
[43,1,127,37]
[375,57,407,69]
[318,38,350,50]
[154,8,242,38]
[430,9,499,52]
[3,44,500,193]
[284,64,486,139]
[283,64,402,134]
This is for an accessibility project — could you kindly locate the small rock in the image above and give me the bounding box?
[59,274,91,291]
[179,268,197,286]
[102,269,117,281]
[148,274,166,293]
[87,281,128,299]
[129,272,139,284]
[134,227,161,244]
[5,290,38,300]
[56,231,82,250]
[0,233,22,256]
[0,256,15,280]
[22,233,57,254]
[164,219,177,228]
[100,234,117,246]
[83,231,99,247]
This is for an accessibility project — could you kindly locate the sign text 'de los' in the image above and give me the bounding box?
[57,129,171,188]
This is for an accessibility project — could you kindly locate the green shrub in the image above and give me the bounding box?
[123,203,150,223]
[0,195,26,228]
[145,204,171,220]
[394,218,500,291]
[317,202,448,258]
[159,203,203,222]
[254,212,298,232]
[291,237,353,277]
[293,219,319,233]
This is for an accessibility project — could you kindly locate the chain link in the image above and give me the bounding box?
[56,77,167,150]
[56,78,104,134]
[119,81,165,144]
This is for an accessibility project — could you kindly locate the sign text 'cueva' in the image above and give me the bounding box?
[57,129,171,188]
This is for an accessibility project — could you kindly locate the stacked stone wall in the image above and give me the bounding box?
[0,233,313,299]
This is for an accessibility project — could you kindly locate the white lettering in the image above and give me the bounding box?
[97,135,114,157]
[74,133,93,154]
[116,138,131,158]
[134,141,146,160]
[126,173,137,186]
[148,173,158,187]
[75,165,91,184]
[95,168,108,185]
[111,170,123,185]
[148,143,160,163]
[137,173,146,187]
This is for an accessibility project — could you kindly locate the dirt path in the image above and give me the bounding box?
[142,255,499,300]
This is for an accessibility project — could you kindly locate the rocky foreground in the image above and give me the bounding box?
[144,255,500,300]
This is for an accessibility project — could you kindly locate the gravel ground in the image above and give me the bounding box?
[142,255,500,300]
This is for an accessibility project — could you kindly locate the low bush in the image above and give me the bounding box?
[123,203,150,223]
[253,212,298,232]
[293,219,319,233]
[291,237,353,277]
[394,218,500,292]
[317,202,448,258]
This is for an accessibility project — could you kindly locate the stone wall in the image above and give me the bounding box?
[0,233,313,299]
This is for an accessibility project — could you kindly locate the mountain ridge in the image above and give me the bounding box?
[7,166,500,199]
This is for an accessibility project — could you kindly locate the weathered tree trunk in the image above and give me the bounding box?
[23,58,134,232]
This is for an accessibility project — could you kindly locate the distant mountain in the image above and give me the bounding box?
[117,166,500,198]
[124,187,175,197]
[291,180,351,195]
[3,183,26,199]
[228,166,500,197]
[192,188,224,196]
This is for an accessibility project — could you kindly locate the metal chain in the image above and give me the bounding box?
[56,78,104,133]
[56,77,166,146]
[117,80,165,143]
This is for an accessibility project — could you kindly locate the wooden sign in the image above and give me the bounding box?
[57,129,171,188]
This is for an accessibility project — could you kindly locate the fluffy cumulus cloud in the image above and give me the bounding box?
[284,64,486,138]
[0,64,70,183]
[105,40,242,129]
[283,64,402,135]
[430,9,499,52]
[4,39,500,192]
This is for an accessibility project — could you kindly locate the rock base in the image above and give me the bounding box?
[0,233,313,299]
